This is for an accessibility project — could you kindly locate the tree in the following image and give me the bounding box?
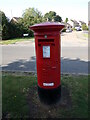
[8,21,25,38]
[44,11,56,21]
[65,18,68,23]
[1,11,10,40]
[54,15,62,22]
[44,11,62,22]
[1,10,27,40]
[21,8,43,36]
[82,24,88,30]
[1,8,43,40]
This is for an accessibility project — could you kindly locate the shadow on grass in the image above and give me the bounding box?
[2,56,89,74]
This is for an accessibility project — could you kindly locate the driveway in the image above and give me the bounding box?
[1,31,89,74]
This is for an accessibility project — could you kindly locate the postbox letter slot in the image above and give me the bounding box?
[38,39,54,43]
[38,44,41,46]
[51,43,55,46]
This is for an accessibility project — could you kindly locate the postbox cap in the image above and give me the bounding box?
[30,22,65,33]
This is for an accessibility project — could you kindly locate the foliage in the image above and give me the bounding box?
[82,24,88,30]
[44,11,56,21]
[65,18,68,23]
[72,28,76,31]
[22,8,43,25]
[61,28,66,32]
[1,8,63,40]
[1,11,27,40]
[44,11,62,22]
[54,15,62,22]
[1,11,10,40]
[21,8,43,36]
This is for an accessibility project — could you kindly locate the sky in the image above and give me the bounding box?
[0,0,89,24]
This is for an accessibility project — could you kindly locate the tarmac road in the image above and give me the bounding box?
[1,31,89,74]
[1,44,88,74]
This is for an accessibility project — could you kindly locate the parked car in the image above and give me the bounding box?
[66,29,72,33]
[75,27,82,31]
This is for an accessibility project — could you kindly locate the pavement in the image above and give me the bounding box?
[1,31,89,74]
[61,31,88,47]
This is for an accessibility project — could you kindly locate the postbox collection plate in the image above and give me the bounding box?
[43,83,54,86]
[43,46,50,58]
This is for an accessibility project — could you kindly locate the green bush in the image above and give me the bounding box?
[1,11,10,40]
[1,11,34,40]
[62,28,66,32]
[82,24,88,30]
[72,28,76,31]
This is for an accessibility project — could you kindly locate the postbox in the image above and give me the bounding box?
[30,22,65,103]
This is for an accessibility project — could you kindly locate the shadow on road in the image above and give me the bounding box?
[2,56,36,72]
[61,57,88,74]
[2,56,89,74]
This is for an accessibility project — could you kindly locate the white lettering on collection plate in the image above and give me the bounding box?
[43,83,54,86]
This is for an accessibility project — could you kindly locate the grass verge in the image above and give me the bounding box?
[0,37,34,45]
[2,73,88,118]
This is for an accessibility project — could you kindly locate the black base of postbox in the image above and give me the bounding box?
[38,85,61,105]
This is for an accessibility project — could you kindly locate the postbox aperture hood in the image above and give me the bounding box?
[30,22,65,33]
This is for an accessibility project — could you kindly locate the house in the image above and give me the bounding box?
[79,21,86,26]
[11,17,22,23]
[66,23,72,29]
[61,21,72,30]
[68,20,73,27]
[70,19,80,28]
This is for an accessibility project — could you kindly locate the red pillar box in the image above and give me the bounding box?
[30,22,65,104]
